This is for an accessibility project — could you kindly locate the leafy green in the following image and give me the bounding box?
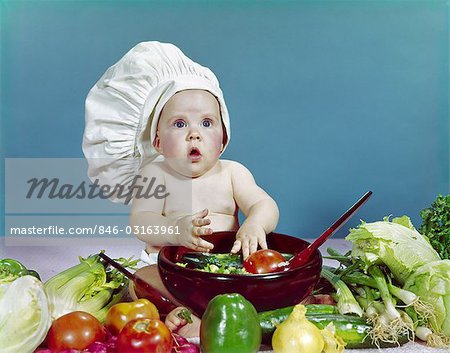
[404,260,450,336]
[345,216,440,285]
[200,263,249,274]
[0,276,51,353]
[180,252,248,274]
[44,253,139,322]
[419,194,450,260]
[177,308,193,324]
[182,252,243,269]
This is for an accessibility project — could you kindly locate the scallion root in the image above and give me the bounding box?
[412,299,435,322]
[427,333,450,348]
[416,325,450,348]
[367,313,414,347]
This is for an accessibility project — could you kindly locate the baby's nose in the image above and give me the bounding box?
[187,130,201,141]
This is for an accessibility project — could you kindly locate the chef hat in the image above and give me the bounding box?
[82,41,230,203]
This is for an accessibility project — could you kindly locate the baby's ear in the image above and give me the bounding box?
[221,123,228,151]
[153,132,163,153]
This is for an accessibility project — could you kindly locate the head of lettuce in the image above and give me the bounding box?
[404,260,450,336]
[346,216,450,337]
[346,216,440,285]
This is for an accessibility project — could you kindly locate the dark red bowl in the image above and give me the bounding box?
[158,231,322,315]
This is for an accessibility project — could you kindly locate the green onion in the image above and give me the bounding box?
[367,266,399,321]
[342,272,377,288]
[321,268,363,317]
[387,282,417,305]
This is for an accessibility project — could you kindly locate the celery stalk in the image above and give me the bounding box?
[44,253,137,322]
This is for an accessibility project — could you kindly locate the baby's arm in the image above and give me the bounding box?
[130,164,213,252]
[229,161,279,258]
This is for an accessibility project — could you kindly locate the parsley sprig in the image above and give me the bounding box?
[419,194,450,260]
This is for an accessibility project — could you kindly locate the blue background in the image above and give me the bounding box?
[1,0,449,238]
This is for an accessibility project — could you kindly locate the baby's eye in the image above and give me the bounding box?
[174,120,187,128]
[202,119,212,128]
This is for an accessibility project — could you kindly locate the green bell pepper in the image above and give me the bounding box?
[200,293,261,353]
[0,258,40,282]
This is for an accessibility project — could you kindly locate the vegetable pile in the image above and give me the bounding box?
[0,253,199,353]
[1,194,449,352]
[318,214,450,348]
[257,195,450,351]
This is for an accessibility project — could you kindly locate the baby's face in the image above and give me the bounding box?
[154,90,224,178]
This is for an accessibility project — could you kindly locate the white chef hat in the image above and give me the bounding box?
[82,41,230,203]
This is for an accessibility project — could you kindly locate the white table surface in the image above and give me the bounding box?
[1,238,448,353]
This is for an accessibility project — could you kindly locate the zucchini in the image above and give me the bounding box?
[258,306,410,348]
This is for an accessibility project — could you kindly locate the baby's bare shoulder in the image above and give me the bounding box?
[139,160,166,177]
[219,159,253,177]
[219,159,249,171]
[137,161,170,189]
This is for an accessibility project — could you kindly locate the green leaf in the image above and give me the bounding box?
[419,194,450,260]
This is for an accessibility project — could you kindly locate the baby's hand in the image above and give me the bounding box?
[164,307,201,337]
[175,209,214,252]
[231,223,267,259]
[165,307,190,332]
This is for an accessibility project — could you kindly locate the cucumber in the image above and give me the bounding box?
[307,314,409,349]
[259,304,338,339]
[259,305,338,344]
[181,253,242,268]
[258,306,410,348]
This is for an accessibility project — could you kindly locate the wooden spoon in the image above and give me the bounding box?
[98,252,177,314]
[280,190,373,271]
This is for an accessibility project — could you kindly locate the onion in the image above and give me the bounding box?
[172,333,200,353]
[272,304,324,353]
[35,331,118,353]
[34,349,80,353]
[86,331,117,353]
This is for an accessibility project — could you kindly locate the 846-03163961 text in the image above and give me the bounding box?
[8,225,180,236]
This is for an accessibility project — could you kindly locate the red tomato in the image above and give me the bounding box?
[243,249,286,274]
[117,318,173,353]
[46,311,106,352]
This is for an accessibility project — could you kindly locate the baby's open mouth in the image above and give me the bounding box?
[188,147,202,162]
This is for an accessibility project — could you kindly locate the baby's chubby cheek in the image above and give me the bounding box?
[161,140,181,159]
[211,134,224,157]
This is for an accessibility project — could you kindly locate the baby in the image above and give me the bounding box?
[83,42,279,336]
[131,89,279,258]
[131,88,278,335]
